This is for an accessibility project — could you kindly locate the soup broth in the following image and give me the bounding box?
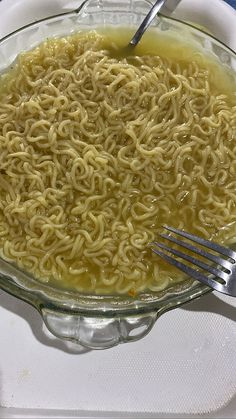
[0,28,235,295]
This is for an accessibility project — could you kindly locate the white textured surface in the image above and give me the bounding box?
[0,0,235,417]
[0,290,236,414]
[0,0,236,51]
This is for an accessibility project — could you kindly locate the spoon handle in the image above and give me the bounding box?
[129,0,167,46]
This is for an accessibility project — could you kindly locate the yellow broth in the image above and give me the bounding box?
[0,28,235,295]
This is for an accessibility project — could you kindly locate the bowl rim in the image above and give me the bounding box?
[0,0,235,55]
[0,1,234,316]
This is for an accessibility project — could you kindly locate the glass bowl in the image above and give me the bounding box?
[0,0,235,350]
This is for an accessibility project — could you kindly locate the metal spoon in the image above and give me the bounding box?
[129,0,168,47]
[109,0,168,58]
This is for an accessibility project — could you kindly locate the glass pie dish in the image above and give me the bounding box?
[0,0,235,350]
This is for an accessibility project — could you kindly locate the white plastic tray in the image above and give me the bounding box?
[0,1,235,418]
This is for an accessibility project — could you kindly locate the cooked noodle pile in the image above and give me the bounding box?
[0,30,235,294]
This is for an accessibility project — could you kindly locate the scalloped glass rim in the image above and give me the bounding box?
[0,0,235,315]
[0,265,211,316]
[0,0,235,55]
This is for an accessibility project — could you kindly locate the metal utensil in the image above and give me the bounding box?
[109,0,168,58]
[129,0,167,47]
[151,226,236,297]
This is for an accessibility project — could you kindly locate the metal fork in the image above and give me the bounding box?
[151,226,236,297]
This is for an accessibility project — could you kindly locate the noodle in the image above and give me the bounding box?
[0,29,235,295]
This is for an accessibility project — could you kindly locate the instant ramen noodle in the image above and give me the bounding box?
[0,29,235,295]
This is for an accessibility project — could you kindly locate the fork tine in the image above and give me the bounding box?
[159,233,232,271]
[151,245,225,292]
[153,241,228,282]
[163,226,236,260]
